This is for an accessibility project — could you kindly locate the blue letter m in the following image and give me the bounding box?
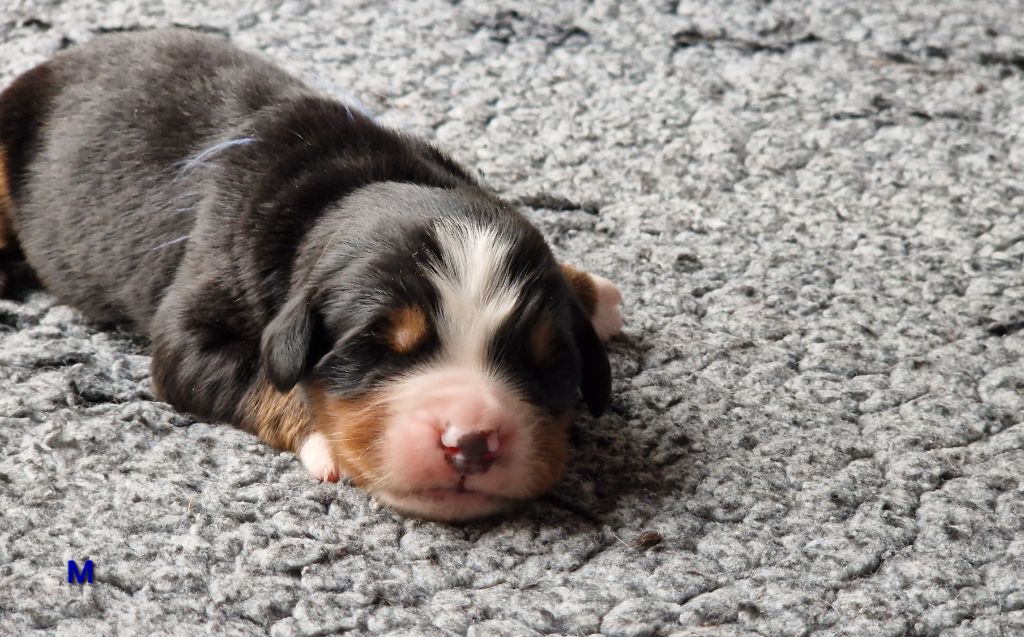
[67,560,94,584]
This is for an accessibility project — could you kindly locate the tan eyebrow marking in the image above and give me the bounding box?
[386,305,429,354]
[530,315,557,366]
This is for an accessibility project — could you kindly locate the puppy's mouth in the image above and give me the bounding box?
[375,484,517,521]
[416,486,497,501]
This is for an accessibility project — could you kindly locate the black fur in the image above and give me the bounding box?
[0,29,611,439]
[0,62,56,201]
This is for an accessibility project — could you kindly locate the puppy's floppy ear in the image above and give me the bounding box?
[260,291,331,391]
[570,301,611,417]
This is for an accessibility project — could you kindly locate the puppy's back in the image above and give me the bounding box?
[0,29,311,326]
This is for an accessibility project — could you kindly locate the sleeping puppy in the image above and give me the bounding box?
[0,29,623,521]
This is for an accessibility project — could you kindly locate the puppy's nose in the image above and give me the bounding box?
[441,427,499,475]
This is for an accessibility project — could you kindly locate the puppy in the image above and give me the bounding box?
[0,29,623,520]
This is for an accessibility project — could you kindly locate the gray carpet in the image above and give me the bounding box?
[2,1,1023,635]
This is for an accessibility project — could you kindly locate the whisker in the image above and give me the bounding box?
[356,441,386,460]
[174,136,259,181]
[366,470,395,492]
[151,235,189,251]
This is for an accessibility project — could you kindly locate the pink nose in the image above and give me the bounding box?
[440,426,500,475]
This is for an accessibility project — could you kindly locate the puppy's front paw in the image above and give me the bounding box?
[298,431,342,482]
[590,274,623,343]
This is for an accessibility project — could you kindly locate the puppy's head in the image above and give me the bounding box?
[261,183,610,521]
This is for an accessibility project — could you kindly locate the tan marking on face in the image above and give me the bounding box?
[560,264,597,317]
[305,382,388,487]
[527,412,573,497]
[530,315,557,366]
[0,145,13,250]
[241,378,311,452]
[386,305,428,354]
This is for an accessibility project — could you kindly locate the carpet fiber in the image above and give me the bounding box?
[1,1,1023,635]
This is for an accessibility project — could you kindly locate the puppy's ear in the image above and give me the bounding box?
[261,292,330,391]
[571,301,611,417]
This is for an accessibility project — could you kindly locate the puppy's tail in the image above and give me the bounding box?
[0,61,57,251]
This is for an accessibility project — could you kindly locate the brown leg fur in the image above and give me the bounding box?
[305,383,388,487]
[0,62,57,248]
[561,263,624,346]
[560,264,598,317]
[239,378,312,452]
[0,145,12,251]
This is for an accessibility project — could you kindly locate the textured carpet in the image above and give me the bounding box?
[2,1,1023,635]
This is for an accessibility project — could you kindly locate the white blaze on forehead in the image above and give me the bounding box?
[426,219,523,370]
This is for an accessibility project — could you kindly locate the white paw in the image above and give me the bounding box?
[298,431,341,482]
[590,273,624,343]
